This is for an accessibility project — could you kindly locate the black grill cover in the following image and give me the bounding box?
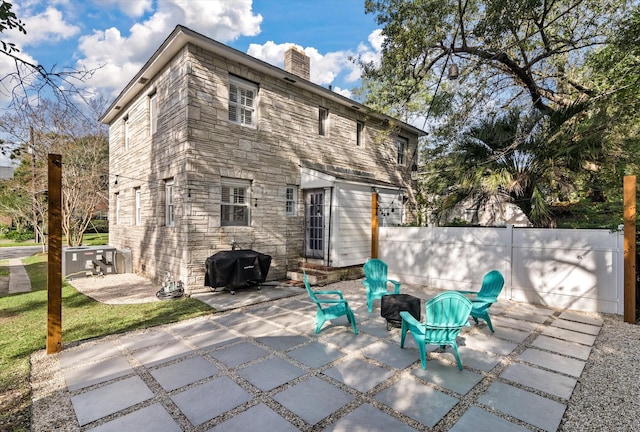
[205,250,271,289]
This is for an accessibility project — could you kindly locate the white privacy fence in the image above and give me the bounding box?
[378,225,624,315]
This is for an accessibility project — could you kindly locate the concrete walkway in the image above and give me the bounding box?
[8,257,32,293]
[30,281,603,432]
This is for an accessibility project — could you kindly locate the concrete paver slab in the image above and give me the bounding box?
[229,319,284,337]
[170,377,251,427]
[206,403,299,432]
[87,403,181,432]
[64,356,133,391]
[59,342,121,369]
[149,356,220,391]
[541,326,597,346]
[323,403,419,432]
[254,332,309,351]
[478,382,565,432]
[169,319,221,338]
[119,330,176,351]
[273,376,354,425]
[460,332,518,356]
[492,316,542,332]
[490,326,531,343]
[287,341,346,368]
[209,311,248,327]
[456,347,501,372]
[322,331,381,351]
[375,375,459,428]
[550,319,601,336]
[518,348,585,378]
[130,340,193,367]
[209,341,269,368]
[362,340,421,369]
[531,335,592,360]
[323,358,394,393]
[411,358,484,395]
[501,363,576,400]
[70,376,154,426]
[558,311,603,326]
[503,310,551,323]
[237,357,305,391]
[449,406,533,432]
[186,328,240,350]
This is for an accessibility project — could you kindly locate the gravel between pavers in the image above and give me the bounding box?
[30,277,640,431]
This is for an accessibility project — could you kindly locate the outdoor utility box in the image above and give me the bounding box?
[62,246,117,278]
[115,248,132,274]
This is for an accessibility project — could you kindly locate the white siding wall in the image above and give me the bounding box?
[331,183,371,267]
[378,225,624,314]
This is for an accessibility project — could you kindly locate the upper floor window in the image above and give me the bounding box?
[165,179,175,227]
[123,116,130,150]
[356,120,364,147]
[221,178,250,226]
[134,187,141,226]
[397,136,407,166]
[228,77,257,127]
[149,92,157,135]
[319,107,328,136]
[285,186,297,216]
[115,193,120,224]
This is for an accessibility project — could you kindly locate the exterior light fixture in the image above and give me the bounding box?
[448,64,459,80]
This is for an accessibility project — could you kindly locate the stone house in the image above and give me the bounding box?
[99,25,425,292]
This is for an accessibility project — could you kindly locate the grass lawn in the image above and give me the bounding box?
[0,232,109,248]
[0,253,214,431]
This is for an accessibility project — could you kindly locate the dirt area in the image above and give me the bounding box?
[66,273,160,304]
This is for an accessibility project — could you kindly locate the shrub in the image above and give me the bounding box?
[5,229,34,241]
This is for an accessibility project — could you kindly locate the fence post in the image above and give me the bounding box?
[623,175,636,324]
[47,154,63,354]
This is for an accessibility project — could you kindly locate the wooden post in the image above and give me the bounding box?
[47,154,63,354]
[623,175,636,324]
[371,190,379,258]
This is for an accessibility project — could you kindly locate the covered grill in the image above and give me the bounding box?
[205,250,271,294]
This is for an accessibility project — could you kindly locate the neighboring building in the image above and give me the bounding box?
[100,25,425,292]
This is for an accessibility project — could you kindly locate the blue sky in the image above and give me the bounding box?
[3,0,382,101]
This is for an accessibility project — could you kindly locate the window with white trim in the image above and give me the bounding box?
[221,179,250,226]
[285,186,297,216]
[115,193,120,224]
[397,136,407,166]
[228,77,257,127]
[123,116,130,150]
[149,92,157,135]
[165,179,175,227]
[134,187,141,225]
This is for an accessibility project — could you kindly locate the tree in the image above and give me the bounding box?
[360,0,638,226]
[0,98,109,246]
[0,1,95,155]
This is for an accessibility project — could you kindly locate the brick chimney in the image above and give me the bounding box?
[284,46,310,81]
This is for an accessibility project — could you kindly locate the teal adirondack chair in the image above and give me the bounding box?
[303,271,358,334]
[361,259,401,312]
[456,270,504,333]
[400,291,472,370]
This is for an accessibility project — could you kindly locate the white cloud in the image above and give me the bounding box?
[95,0,153,17]
[76,0,263,97]
[6,6,80,48]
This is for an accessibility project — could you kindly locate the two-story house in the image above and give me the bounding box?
[99,25,425,293]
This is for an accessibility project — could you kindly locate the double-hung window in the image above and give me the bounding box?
[285,186,297,216]
[134,188,141,226]
[149,92,157,135]
[356,120,364,147]
[221,179,250,226]
[228,77,257,127]
[319,107,328,136]
[115,193,120,224]
[397,136,407,166]
[165,179,175,227]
